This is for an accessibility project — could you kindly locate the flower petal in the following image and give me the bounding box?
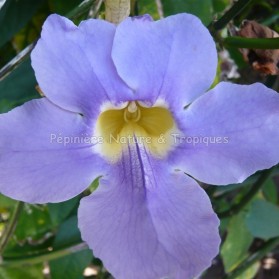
[112,13,217,107]
[170,82,279,185]
[0,98,105,203]
[31,14,132,117]
[78,145,220,279]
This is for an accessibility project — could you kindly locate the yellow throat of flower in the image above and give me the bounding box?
[95,101,178,163]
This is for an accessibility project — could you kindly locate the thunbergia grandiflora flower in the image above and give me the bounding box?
[1,13,279,279]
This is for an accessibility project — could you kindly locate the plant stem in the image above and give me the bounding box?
[0,43,35,81]
[218,168,273,218]
[88,0,104,18]
[224,36,279,49]
[155,0,164,19]
[0,242,88,267]
[0,202,24,254]
[67,0,99,19]
[105,0,130,24]
[211,0,254,30]
[224,237,279,279]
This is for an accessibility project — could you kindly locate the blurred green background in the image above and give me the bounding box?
[0,0,279,278]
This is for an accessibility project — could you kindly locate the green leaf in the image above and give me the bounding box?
[246,199,279,239]
[0,264,44,279]
[161,0,213,25]
[51,216,81,248]
[235,262,260,279]
[48,196,80,226]
[89,177,100,193]
[49,216,93,279]
[15,204,53,241]
[212,0,230,13]
[221,212,253,272]
[138,0,160,19]
[48,0,82,15]
[262,179,277,204]
[0,41,16,68]
[0,58,39,113]
[0,0,45,48]
[50,249,92,279]
[0,194,15,209]
[219,216,230,234]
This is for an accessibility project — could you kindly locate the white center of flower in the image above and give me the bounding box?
[95,101,178,163]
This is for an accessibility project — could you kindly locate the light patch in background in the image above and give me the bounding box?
[0,0,6,9]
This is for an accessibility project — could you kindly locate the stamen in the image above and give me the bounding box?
[127,101,138,113]
[124,103,141,123]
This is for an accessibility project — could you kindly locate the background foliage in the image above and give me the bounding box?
[0,0,279,278]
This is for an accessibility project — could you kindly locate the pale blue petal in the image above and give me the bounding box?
[78,144,220,279]
[0,98,106,203]
[31,14,133,118]
[170,82,279,185]
[112,13,217,108]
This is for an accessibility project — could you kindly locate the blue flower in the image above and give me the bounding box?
[1,13,279,279]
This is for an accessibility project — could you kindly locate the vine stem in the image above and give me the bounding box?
[224,237,279,279]
[224,36,279,49]
[0,242,88,267]
[218,168,273,218]
[211,0,254,30]
[67,0,101,19]
[0,201,24,254]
